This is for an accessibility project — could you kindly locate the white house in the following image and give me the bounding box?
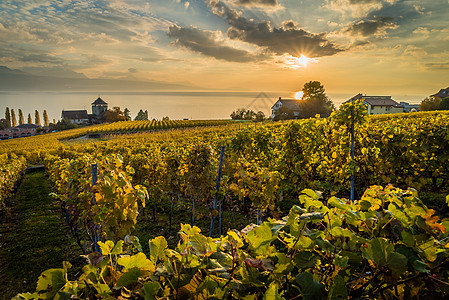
[271,97,301,119]
[61,110,90,125]
[346,94,404,115]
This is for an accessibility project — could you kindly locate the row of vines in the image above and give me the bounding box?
[87,119,238,134]
[2,103,449,298]
[0,153,27,209]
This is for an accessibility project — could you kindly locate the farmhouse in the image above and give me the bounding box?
[271,97,301,119]
[61,97,108,125]
[61,110,89,125]
[345,94,404,115]
[431,87,449,99]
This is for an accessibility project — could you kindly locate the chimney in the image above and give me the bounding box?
[279,97,282,100]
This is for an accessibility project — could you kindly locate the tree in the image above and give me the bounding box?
[28,113,32,124]
[419,97,440,111]
[299,81,335,118]
[246,110,257,120]
[5,107,11,128]
[11,109,17,127]
[124,108,131,121]
[18,109,24,125]
[438,97,449,110]
[230,108,246,120]
[0,119,8,130]
[273,106,294,121]
[43,110,49,126]
[35,110,41,126]
[255,111,265,122]
[134,109,149,121]
[105,106,126,122]
[162,116,170,121]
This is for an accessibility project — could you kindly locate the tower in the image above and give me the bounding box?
[92,97,108,116]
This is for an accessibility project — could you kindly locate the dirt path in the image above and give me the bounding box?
[0,171,83,299]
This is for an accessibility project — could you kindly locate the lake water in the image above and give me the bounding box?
[0,91,424,122]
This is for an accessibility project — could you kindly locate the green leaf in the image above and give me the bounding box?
[328,275,348,300]
[274,253,294,274]
[301,189,320,200]
[295,272,325,300]
[388,203,410,226]
[143,281,161,300]
[246,223,274,255]
[292,236,314,250]
[118,252,155,272]
[98,240,115,255]
[362,238,393,268]
[149,236,168,262]
[328,197,350,211]
[36,268,67,298]
[111,240,124,255]
[401,231,415,247]
[334,254,349,269]
[413,260,430,273]
[387,252,407,277]
[358,200,372,211]
[116,267,141,288]
[264,283,284,300]
[294,251,318,269]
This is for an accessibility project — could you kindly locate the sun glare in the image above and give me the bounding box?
[295,91,304,99]
[284,54,318,69]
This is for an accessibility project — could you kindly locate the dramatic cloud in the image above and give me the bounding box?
[344,17,398,37]
[205,0,343,58]
[327,0,398,17]
[168,25,256,62]
[229,0,278,7]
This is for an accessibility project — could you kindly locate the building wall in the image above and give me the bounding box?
[92,105,107,116]
[367,105,404,115]
[70,119,89,125]
[271,100,282,118]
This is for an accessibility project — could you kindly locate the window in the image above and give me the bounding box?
[386,106,391,111]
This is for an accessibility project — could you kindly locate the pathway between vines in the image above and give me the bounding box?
[0,170,83,299]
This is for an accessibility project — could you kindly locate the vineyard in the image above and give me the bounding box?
[1,103,449,299]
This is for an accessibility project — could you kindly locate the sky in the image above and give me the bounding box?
[0,0,448,97]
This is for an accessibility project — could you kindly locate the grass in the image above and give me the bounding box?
[0,171,84,299]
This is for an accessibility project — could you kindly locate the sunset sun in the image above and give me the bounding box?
[297,54,313,67]
[295,91,304,99]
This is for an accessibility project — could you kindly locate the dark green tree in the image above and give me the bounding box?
[299,81,335,118]
[5,107,11,128]
[419,97,440,111]
[27,113,32,124]
[134,109,149,121]
[11,109,17,127]
[35,110,41,126]
[18,109,24,125]
[43,110,49,126]
[124,108,131,121]
[438,97,449,110]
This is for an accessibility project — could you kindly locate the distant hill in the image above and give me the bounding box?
[0,66,197,91]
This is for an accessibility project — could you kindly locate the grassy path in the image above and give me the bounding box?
[0,171,83,299]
